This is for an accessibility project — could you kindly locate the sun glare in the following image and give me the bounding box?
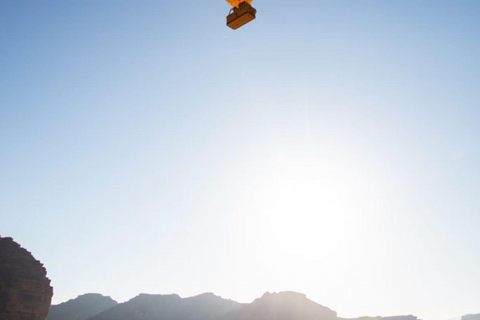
[235,145,380,272]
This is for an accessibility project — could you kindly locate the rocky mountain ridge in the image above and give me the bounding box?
[47,293,117,320]
[49,291,422,320]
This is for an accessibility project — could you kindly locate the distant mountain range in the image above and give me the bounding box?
[47,293,117,320]
[89,292,241,320]
[46,291,477,320]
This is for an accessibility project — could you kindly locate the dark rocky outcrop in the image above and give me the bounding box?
[462,315,480,320]
[47,293,117,320]
[0,236,53,320]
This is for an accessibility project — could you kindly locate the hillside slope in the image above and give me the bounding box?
[47,293,117,320]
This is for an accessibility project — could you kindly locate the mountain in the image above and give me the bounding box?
[47,293,117,320]
[50,291,421,320]
[88,291,338,320]
[340,316,418,320]
[237,291,337,320]
[462,315,480,320]
[89,292,242,320]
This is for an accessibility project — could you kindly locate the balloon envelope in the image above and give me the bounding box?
[225,0,253,8]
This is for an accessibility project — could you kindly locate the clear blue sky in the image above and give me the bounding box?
[1,1,479,320]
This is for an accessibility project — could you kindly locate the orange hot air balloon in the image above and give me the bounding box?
[225,0,257,30]
[225,0,253,8]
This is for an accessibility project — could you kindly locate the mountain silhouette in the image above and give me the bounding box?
[47,291,425,320]
[237,291,336,320]
[462,315,480,320]
[47,293,117,320]
[89,292,241,320]
[340,316,419,320]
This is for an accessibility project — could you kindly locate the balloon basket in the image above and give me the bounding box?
[227,2,257,30]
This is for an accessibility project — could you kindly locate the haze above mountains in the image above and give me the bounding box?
[46,291,480,320]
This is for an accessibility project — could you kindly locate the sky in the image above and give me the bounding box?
[1,1,479,320]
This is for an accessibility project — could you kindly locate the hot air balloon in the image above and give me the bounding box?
[225,0,257,30]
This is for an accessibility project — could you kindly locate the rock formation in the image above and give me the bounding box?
[0,236,53,320]
[47,293,117,320]
[462,315,480,320]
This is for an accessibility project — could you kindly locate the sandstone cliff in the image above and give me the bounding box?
[0,236,53,320]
